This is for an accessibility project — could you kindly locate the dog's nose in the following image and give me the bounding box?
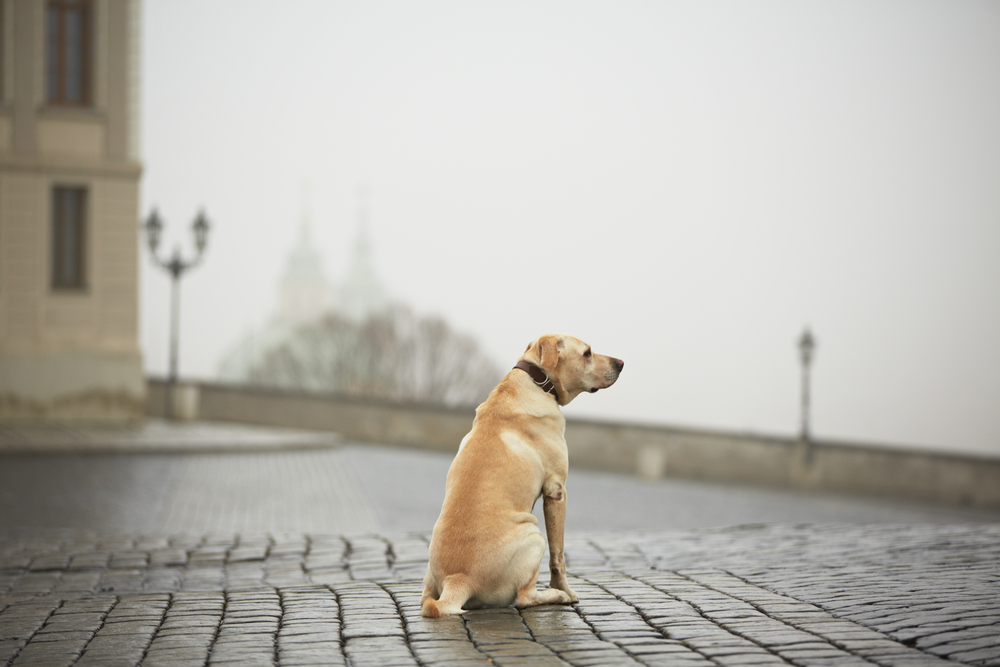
[614,358,624,371]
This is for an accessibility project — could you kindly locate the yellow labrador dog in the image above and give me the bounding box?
[421,334,624,617]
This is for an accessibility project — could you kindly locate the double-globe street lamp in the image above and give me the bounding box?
[143,208,210,418]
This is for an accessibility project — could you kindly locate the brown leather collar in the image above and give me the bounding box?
[513,360,559,402]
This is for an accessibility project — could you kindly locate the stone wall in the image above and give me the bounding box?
[148,379,1000,508]
[0,0,144,422]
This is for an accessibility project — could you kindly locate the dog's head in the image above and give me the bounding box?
[521,334,624,406]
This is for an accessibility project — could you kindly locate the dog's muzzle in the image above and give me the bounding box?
[591,358,624,392]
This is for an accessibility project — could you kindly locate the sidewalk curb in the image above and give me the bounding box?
[0,420,343,456]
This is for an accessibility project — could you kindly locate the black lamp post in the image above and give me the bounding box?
[798,327,816,443]
[143,208,210,418]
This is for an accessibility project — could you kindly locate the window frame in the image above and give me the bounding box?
[51,186,89,292]
[45,0,92,107]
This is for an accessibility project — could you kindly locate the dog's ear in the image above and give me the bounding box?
[537,335,563,372]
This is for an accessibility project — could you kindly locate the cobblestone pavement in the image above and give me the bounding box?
[1,524,998,667]
[2,423,999,666]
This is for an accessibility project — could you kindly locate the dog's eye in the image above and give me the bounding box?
[583,349,591,358]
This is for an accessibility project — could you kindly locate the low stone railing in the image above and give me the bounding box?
[147,378,1000,508]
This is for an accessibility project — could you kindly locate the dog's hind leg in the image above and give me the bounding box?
[513,563,572,609]
[507,524,572,609]
[420,574,472,618]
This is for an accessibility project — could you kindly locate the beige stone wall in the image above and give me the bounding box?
[149,380,1000,509]
[37,117,106,157]
[0,0,144,421]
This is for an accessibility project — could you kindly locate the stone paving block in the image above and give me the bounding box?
[159,616,220,630]
[11,571,61,595]
[409,643,488,662]
[228,543,270,564]
[711,654,790,666]
[342,620,406,639]
[28,630,95,644]
[916,625,1000,650]
[343,635,417,666]
[596,628,666,642]
[146,634,216,650]
[51,572,102,595]
[934,634,1000,657]
[557,647,645,666]
[269,537,308,558]
[949,646,1000,665]
[522,608,595,640]
[76,653,147,667]
[210,648,276,664]
[110,552,150,569]
[0,637,25,661]
[278,630,342,645]
[189,548,229,565]
[8,640,82,665]
[305,568,352,585]
[65,553,110,571]
[27,554,73,572]
[623,640,701,655]
[278,615,338,627]
[97,568,146,594]
[144,568,184,592]
[0,603,60,640]
[148,548,189,568]
[277,649,347,667]
[638,657,717,667]
[82,631,151,651]
[38,616,106,634]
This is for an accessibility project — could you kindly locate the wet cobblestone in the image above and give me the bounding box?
[1,524,998,666]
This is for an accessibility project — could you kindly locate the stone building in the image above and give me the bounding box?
[0,0,144,420]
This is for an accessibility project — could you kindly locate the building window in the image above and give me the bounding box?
[46,0,91,106]
[52,187,88,290]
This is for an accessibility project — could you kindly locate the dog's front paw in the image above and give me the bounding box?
[548,585,578,604]
[547,588,573,605]
[519,587,573,608]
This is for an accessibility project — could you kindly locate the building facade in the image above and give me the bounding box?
[0,0,144,420]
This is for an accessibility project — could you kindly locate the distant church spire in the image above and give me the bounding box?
[300,180,313,238]
[338,185,389,321]
[353,184,372,266]
[277,181,329,325]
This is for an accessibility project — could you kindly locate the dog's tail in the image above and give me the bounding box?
[420,575,471,618]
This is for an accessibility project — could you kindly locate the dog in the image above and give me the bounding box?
[421,334,623,617]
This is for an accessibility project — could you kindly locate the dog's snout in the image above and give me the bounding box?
[614,358,624,372]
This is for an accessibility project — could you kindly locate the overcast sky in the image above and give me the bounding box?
[139,0,1000,455]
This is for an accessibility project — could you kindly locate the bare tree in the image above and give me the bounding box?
[249,306,502,406]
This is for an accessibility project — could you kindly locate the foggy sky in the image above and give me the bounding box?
[139,1,1000,454]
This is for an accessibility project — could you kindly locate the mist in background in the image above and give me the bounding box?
[139,1,1000,455]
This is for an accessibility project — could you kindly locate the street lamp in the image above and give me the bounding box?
[798,327,816,443]
[143,208,211,419]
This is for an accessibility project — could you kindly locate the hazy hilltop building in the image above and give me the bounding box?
[278,214,330,327]
[217,191,501,404]
[336,201,390,322]
[217,205,335,383]
[219,191,388,383]
[0,0,145,421]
